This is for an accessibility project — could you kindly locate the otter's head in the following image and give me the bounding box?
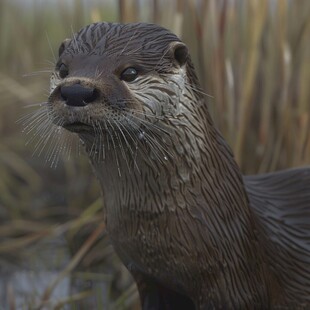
[48,22,201,163]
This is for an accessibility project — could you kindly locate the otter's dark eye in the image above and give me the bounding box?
[59,63,69,79]
[120,67,138,82]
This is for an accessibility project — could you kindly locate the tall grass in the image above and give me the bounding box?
[0,0,309,308]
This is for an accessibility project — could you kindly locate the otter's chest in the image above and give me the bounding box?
[107,205,170,266]
[107,205,196,293]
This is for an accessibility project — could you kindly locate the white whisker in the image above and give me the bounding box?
[184,82,214,99]
[46,31,56,63]
[23,70,54,78]
[106,120,121,177]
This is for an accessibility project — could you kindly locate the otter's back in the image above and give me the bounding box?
[244,167,310,304]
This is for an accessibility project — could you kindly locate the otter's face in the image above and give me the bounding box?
[48,22,189,144]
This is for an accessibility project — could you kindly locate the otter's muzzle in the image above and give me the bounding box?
[60,84,98,107]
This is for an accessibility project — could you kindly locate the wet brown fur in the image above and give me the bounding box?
[46,22,310,309]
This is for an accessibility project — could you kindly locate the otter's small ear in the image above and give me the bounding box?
[169,42,188,67]
[58,38,71,57]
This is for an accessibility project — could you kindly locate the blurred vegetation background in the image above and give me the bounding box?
[0,0,309,308]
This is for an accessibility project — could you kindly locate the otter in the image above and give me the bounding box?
[45,22,309,309]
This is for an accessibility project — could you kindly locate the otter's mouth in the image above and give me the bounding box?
[63,121,94,133]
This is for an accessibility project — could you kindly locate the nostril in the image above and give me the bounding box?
[84,88,99,103]
[60,84,99,107]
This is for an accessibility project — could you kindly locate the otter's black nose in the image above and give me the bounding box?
[60,84,98,107]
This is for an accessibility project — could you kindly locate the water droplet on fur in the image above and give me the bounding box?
[138,131,145,141]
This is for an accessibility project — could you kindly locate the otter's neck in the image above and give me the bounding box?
[87,109,249,222]
[83,106,270,306]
